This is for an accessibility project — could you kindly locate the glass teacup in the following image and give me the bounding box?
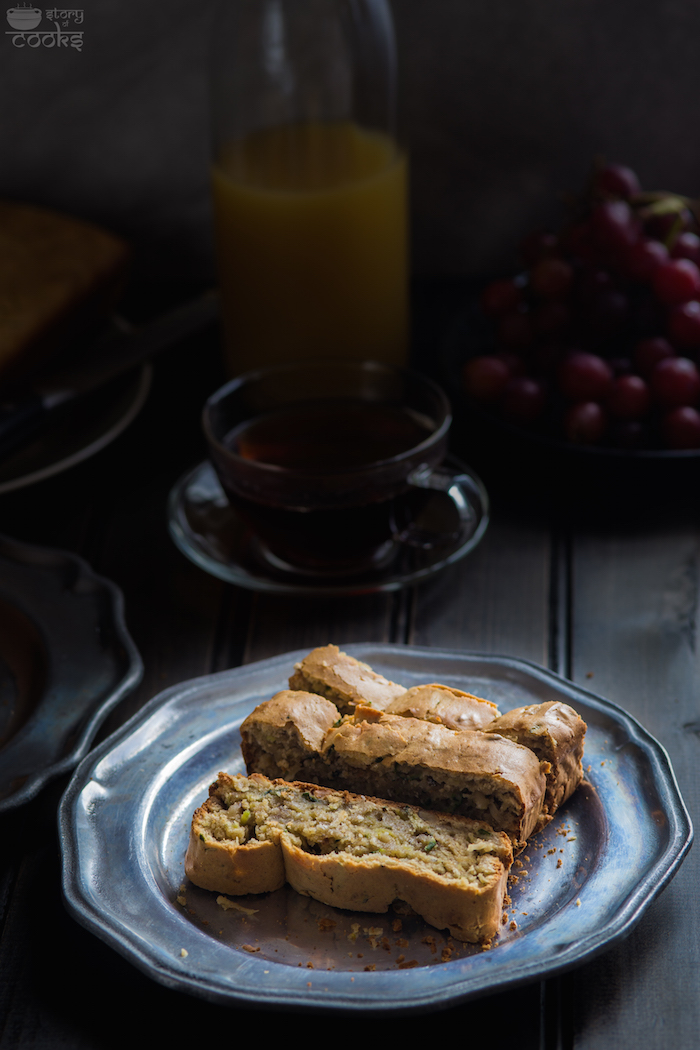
[203,360,472,577]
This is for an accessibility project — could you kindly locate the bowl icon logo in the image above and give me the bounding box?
[6,5,42,29]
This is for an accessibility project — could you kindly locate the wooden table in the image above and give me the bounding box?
[0,283,697,1047]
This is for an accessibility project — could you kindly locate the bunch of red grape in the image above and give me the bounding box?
[462,162,700,450]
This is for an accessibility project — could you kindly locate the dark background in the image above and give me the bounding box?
[3,0,700,282]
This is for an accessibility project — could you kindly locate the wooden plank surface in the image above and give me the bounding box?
[411,511,553,665]
[566,522,699,1049]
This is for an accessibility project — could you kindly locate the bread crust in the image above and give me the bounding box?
[385,683,499,731]
[185,772,512,944]
[185,789,285,895]
[281,834,510,944]
[288,644,406,714]
[239,689,340,779]
[484,701,587,818]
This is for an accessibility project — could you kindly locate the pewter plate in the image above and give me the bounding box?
[59,645,692,1014]
[0,534,143,811]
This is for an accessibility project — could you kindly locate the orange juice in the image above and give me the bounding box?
[211,121,408,374]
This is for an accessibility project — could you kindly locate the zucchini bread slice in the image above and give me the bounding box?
[288,644,406,714]
[483,701,587,819]
[240,693,547,850]
[381,688,586,820]
[384,682,500,731]
[185,772,513,944]
[239,689,339,782]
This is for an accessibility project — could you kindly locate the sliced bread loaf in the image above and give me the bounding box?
[288,644,406,714]
[384,682,500,730]
[483,701,586,818]
[185,771,513,944]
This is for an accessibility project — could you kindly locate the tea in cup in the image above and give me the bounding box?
[203,360,476,577]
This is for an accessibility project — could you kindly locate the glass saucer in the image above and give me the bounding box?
[167,457,489,596]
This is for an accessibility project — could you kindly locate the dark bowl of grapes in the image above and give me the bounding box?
[444,161,700,513]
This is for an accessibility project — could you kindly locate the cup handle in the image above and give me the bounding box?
[392,461,489,551]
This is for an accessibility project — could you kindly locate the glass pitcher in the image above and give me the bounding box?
[210,0,409,375]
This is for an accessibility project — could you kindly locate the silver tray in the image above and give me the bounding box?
[0,534,143,811]
[59,645,692,1014]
